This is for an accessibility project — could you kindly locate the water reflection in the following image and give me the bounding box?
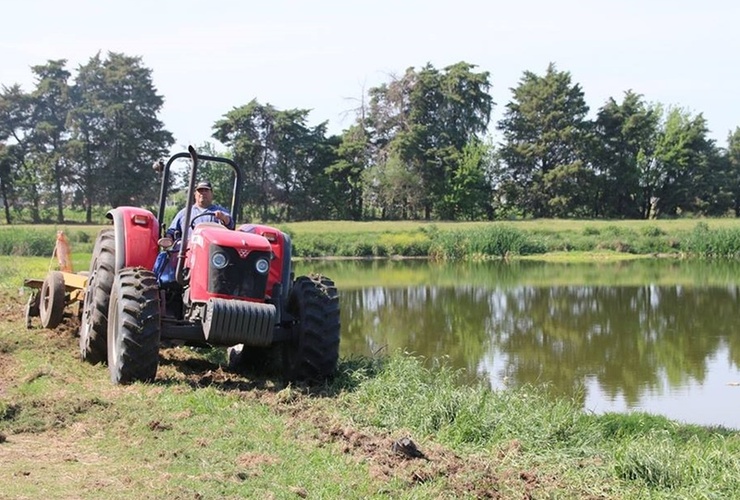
[296,259,740,429]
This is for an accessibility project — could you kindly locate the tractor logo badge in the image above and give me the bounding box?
[237,248,249,259]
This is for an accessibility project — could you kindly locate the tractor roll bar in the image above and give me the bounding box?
[155,146,244,286]
[156,148,243,235]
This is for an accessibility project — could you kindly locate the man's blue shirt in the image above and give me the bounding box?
[166,204,235,239]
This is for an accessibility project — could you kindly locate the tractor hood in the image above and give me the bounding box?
[189,225,273,254]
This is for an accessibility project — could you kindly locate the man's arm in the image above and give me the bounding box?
[166,209,185,239]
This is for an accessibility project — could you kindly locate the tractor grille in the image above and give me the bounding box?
[209,245,270,299]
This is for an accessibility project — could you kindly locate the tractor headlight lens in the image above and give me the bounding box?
[211,252,228,269]
[255,258,270,274]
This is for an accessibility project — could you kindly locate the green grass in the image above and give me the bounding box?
[260,218,740,260]
[4,218,740,261]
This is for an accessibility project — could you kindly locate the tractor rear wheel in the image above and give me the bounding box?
[39,271,65,329]
[107,267,161,384]
[79,229,115,364]
[284,274,340,381]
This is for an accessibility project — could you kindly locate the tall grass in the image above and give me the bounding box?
[683,222,740,257]
[275,220,740,260]
[427,225,546,260]
[4,219,740,260]
[344,354,588,450]
[0,227,100,256]
[288,229,433,258]
[342,352,740,498]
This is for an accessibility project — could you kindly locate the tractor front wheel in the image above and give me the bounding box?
[79,229,115,364]
[107,267,161,384]
[284,274,340,381]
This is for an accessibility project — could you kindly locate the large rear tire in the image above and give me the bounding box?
[39,271,65,329]
[284,274,340,381]
[107,267,161,384]
[79,229,115,364]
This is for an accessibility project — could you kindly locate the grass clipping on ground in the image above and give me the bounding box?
[1,293,738,499]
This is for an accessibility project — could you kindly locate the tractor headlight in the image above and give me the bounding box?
[211,252,228,269]
[255,257,270,274]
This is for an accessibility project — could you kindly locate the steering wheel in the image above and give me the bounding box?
[190,211,226,228]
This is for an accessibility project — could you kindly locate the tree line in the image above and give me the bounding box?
[2,52,739,224]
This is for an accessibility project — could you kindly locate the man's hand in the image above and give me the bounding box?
[158,236,174,248]
[215,210,231,226]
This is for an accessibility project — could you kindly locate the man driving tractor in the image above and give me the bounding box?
[160,180,235,247]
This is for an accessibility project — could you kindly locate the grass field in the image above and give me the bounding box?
[4,217,740,261]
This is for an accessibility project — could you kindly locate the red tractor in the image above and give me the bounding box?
[77,146,340,384]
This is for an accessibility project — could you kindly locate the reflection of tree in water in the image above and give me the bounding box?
[341,285,494,379]
[340,284,740,406]
[494,285,739,405]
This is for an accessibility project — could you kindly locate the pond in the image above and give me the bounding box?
[295,258,740,430]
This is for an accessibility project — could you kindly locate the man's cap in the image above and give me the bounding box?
[195,181,212,191]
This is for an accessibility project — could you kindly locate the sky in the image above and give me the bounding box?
[3,0,739,152]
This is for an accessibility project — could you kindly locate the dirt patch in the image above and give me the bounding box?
[145,350,560,497]
[0,292,25,322]
[310,414,513,497]
[140,352,510,495]
[0,424,118,495]
[0,352,12,394]
[235,451,281,479]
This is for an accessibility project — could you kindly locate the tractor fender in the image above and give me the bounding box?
[106,207,160,272]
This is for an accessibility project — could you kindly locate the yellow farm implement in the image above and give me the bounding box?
[23,231,88,329]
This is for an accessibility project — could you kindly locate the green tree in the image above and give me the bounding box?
[496,63,593,217]
[367,61,493,220]
[650,108,715,217]
[270,110,332,221]
[438,138,493,220]
[68,52,173,221]
[212,100,272,221]
[0,143,15,224]
[727,128,740,216]
[327,124,370,220]
[0,84,41,222]
[363,152,420,220]
[592,91,659,218]
[693,144,732,217]
[28,60,72,223]
[67,54,106,222]
[213,100,332,222]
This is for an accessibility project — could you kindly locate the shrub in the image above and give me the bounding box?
[683,223,740,257]
[377,232,431,257]
[641,225,666,237]
[0,229,56,256]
